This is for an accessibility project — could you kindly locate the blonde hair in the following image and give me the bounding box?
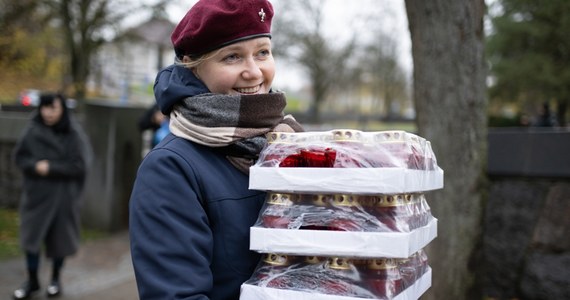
[175,48,224,69]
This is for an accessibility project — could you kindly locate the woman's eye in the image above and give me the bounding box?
[223,54,240,63]
[258,49,271,57]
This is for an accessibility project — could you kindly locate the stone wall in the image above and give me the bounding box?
[483,128,570,299]
[0,111,29,208]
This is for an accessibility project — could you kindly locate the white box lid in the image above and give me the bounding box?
[249,167,444,194]
[240,267,432,300]
[250,219,437,258]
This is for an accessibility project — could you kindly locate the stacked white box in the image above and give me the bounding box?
[240,130,444,300]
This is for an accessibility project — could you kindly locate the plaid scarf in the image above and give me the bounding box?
[169,92,303,173]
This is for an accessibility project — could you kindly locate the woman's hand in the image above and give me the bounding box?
[272,123,295,133]
[35,160,50,176]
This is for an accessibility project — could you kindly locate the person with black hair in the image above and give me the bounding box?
[137,103,170,149]
[137,103,165,134]
[12,93,92,299]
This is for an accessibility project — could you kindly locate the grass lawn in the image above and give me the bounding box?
[0,208,20,259]
[0,208,109,261]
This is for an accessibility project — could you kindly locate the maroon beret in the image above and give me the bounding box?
[172,0,274,58]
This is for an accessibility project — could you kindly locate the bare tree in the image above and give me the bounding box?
[405,1,487,299]
[41,0,167,103]
[357,30,408,120]
[272,0,356,123]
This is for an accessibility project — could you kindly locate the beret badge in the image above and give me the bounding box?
[259,8,266,22]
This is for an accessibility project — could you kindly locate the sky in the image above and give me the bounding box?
[272,0,412,91]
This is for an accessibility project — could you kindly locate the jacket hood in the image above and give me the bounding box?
[154,64,210,114]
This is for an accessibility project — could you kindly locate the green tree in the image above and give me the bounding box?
[487,0,570,126]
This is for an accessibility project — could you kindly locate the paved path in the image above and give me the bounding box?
[0,231,138,300]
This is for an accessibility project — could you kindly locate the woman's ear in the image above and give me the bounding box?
[182,55,191,63]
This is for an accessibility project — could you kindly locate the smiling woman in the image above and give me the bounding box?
[128,1,304,299]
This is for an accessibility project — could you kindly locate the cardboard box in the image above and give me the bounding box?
[240,267,432,300]
[250,219,437,258]
[249,167,444,194]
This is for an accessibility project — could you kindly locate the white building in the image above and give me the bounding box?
[89,17,176,106]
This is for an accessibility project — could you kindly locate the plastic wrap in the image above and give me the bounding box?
[256,193,432,232]
[250,129,443,194]
[240,251,430,300]
[249,218,437,258]
[258,130,437,170]
[249,193,437,258]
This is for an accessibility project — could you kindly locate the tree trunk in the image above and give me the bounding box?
[404,1,487,299]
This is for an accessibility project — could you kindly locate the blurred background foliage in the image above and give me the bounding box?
[0,0,64,99]
[0,0,152,104]
[486,0,570,127]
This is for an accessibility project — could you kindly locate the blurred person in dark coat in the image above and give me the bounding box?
[12,93,92,299]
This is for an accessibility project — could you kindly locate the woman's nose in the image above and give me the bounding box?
[241,57,262,80]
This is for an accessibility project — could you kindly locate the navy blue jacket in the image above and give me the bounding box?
[129,64,266,300]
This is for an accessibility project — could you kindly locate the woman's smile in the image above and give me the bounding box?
[234,84,262,94]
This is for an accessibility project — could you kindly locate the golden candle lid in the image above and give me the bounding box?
[332,194,360,207]
[367,258,397,270]
[327,257,353,270]
[311,194,332,207]
[376,195,406,207]
[263,253,292,266]
[404,194,414,205]
[332,129,363,142]
[266,193,298,206]
[266,132,299,144]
